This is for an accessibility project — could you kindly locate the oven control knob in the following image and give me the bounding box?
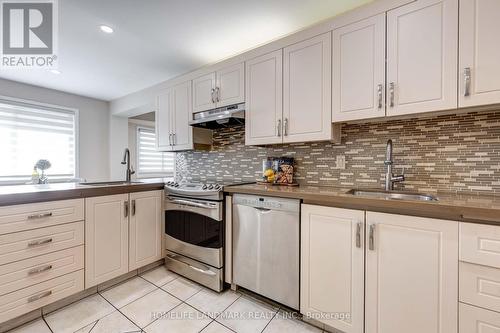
[208,184,214,190]
[214,184,220,190]
[202,184,208,190]
[174,183,179,187]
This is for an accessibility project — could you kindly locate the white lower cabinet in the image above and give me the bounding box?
[301,206,459,333]
[301,205,364,333]
[460,303,500,333]
[85,194,129,288]
[85,191,163,288]
[129,190,162,270]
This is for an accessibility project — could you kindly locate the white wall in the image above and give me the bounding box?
[0,78,110,182]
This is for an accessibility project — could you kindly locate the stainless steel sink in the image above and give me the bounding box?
[346,189,438,201]
[80,181,144,186]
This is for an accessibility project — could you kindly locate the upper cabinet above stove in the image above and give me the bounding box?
[192,63,245,113]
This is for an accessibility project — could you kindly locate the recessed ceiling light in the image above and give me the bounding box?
[99,25,114,34]
[50,69,61,74]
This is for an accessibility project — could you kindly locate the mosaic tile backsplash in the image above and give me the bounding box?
[176,111,500,194]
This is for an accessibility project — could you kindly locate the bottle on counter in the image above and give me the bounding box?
[31,166,40,184]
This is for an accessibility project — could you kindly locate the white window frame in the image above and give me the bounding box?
[0,95,79,185]
[135,126,174,178]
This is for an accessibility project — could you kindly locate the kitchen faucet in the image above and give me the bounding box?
[121,148,135,182]
[384,139,405,190]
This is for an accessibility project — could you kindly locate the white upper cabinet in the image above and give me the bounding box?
[245,50,283,146]
[216,63,245,108]
[333,14,386,122]
[301,205,365,333]
[365,212,458,333]
[171,81,193,151]
[156,81,193,152]
[459,0,500,107]
[386,0,458,116]
[192,72,216,113]
[192,64,245,112]
[283,32,332,143]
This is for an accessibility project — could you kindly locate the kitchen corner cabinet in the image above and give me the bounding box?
[365,211,458,333]
[386,0,458,116]
[192,63,245,112]
[301,206,458,333]
[283,32,332,143]
[156,81,193,151]
[459,0,500,108]
[85,191,163,288]
[129,190,162,270]
[85,194,129,288]
[245,50,283,145]
[301,205,365,333]
[333,14,386,122]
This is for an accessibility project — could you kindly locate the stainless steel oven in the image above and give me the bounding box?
[164,181,226,291]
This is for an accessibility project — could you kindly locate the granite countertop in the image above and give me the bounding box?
[0,178,169,207]
[224,184,500,225]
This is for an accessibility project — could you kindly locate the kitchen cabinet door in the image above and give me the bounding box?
[283,32,332,143]
[301,205,364,333]
[365,212,458,333]
[156,89,173,151]
[192,72,216,112]
[245,50,283,146]
[333,14,386,122]
[85,194,129,288]
[216,62,245,107]
[459,0,500,107]
[460,303,500,333]
[129,191,162,270]
[386,0,458,116]
[171,81,193,151]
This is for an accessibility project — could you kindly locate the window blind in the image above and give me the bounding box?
[0,99,77,183]
[137,127,175,176]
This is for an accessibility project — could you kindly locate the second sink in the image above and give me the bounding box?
[346,189,438,201]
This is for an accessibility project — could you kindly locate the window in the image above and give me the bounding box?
[136,127,175,177]
[0,98,77,184]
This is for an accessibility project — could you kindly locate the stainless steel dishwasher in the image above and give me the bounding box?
[232,194,300,309]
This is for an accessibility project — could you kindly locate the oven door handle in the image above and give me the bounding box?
[167,198,218,209]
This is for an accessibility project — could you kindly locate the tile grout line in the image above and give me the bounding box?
[84,319,98,333]
[42,316,54,333]
[259,308,280,333]
[98,290,143,332]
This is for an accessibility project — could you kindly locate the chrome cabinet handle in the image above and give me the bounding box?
[464,67,471,97]
[27,212,53,220]
[215,87,220,102]
[211,88,215,103]
[28,290,52,303]
[131,200,136,216]
[124,201,129,218]
[284,118,289,136]
[277,119,282,137]
[377,84,383,109]
[168,134,172,146]
[167,198,218,209]
[28,238,53,247]
[369,224,375,251]
[28,264,53,275]
[356,223,362,248]
[389,82,395,108]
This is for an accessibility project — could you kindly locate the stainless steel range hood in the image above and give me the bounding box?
[189,103,244,129]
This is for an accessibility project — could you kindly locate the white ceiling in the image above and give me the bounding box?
[0,0,371,101]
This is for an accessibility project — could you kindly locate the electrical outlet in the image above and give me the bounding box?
[336,155,346,169]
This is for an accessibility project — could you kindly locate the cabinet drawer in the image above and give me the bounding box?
[0,221,84,266]
[0,199,84,235]
[460,302,500,333]
[460,262,500,313]
[460,222,500,268]
[0,246,84,296]
[0,270,83,323]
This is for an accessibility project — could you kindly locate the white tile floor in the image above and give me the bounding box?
[8,266,325,333]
